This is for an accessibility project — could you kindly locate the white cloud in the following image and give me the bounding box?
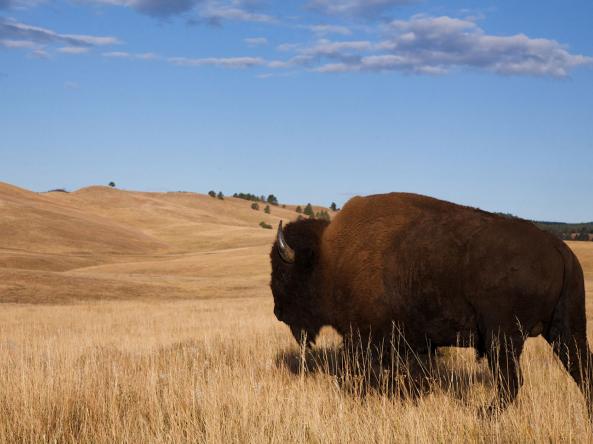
[135,52,159,60]
[102,51,159,60]
[281,16,591,77]
[244,37,268,47]
[102,50,130,58]
[268,54,313,69]
[31,47,49,58]
[302,39,372,57]
[88,0,276,23]
[308,0,415,17]
[88,0,198,17]
[58,46,90,54]
[198,2,275,25]
[0,38,37,48]
[369,15,592,77]
[0,18,120,47]
[269,39,373,68]
[168,55,265,68]
[277,43,300,52]
[306,24,352,36]
[0,0,46,9]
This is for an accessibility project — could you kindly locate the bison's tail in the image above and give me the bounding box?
[546,247,593,418]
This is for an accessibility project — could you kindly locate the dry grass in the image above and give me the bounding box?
[1,298,593,443]
[2,182,593,442]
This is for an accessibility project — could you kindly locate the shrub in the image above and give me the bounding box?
[304,203,314,217]
[217,192,224,200]
[251,203,260,211]
[259,221,272,229]
[208,191,216,198]
[264,205,271,214]
[295,206,302,214]
[330,202,338,211]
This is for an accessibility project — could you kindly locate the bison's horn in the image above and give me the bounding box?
[277,221,295,264]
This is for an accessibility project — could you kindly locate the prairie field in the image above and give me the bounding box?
[1,182,593,443]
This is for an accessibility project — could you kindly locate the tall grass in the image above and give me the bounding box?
[0,297,591,443]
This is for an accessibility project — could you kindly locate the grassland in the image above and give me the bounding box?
[1,182,593,443]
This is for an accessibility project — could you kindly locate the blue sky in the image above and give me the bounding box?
[1,0,592,221]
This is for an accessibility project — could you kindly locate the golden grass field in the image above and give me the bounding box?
[1,182,593,443]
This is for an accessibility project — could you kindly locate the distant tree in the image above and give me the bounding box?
[304,203,314,217]
[330,202,338,212]
[234,192,261,202]
[316,210,330,221]
[108,181,116,188]
[208,190,217,198]
[264,205,271,214]
[251,202,260,211]
[267,194,279,206]
[282,204,286,208]
[295,206,302,214]
[577,228,589,241]
[259,221,273,229]
[260,195,266,202]
[217,191,224,200]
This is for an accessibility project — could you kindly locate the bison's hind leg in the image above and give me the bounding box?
[546,332,593,417]
[544,308,593,419]
[544,255,593,420]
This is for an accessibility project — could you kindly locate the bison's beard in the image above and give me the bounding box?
[289,325,319,348]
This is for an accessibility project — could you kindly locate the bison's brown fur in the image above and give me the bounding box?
[270,192,593,415]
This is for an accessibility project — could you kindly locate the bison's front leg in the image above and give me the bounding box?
[483,333,525,415]
[290,326,318,348]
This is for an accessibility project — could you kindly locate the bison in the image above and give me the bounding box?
[270,192,593,415]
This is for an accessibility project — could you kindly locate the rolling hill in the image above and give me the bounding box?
[0,183,325,303]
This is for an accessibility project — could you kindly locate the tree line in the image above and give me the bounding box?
[498,213,593,242]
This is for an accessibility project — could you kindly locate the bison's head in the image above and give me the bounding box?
[270,219,329,346]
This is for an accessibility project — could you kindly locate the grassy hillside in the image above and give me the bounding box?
[0,182,332,303]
